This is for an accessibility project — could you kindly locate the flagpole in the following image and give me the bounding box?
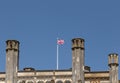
[57,38,59,70]
[57,43,59,70]
[56,38,64,70]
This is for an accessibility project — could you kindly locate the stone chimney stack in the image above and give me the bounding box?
[72,38,85,83]
[6,40,19,83]
[108,53,119,83]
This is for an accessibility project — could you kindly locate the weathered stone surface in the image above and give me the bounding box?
[72,38,85,83]
[6,40,19,83]
[109,53,119,83]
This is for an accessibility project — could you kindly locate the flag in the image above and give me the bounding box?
[57,39,64,45]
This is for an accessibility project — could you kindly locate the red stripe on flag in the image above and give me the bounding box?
[57,39,64,45]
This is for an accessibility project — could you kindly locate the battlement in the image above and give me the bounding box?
[108,53,119,66]
[6,40,19,51]
[72,38,84,49]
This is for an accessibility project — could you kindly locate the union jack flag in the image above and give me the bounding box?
[57,39,64,45]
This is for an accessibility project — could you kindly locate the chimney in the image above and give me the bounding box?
[6,40,19,83]
[72,38,85,83]
[108,53,119,83]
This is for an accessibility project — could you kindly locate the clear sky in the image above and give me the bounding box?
[0,0,120,79]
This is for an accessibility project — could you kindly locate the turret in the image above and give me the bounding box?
[6,40,19,83]
[108,53,119,83]
[72,38,85,83]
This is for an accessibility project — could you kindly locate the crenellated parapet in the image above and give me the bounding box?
[72,38,84,50]
[108,53,119,67]
[6,40,19,51]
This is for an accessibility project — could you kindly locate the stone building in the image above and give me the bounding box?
[0,38,119,83]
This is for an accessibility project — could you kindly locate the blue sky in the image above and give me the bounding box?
[0,0,120,79]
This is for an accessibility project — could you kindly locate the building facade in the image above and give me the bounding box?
[0,38,119,83]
